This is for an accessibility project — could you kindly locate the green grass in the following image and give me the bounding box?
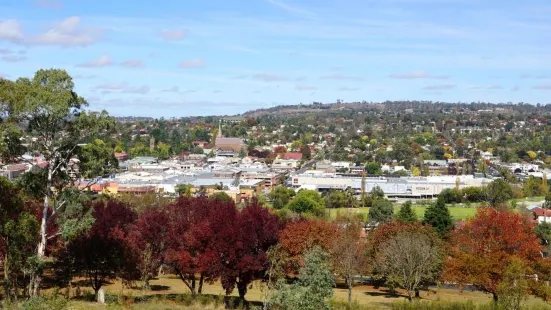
[328,206,477,220]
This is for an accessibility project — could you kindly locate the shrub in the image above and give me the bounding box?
[21,295,68,310]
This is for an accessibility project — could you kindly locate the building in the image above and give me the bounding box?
[214,121,246,157]
[291,173,492,198]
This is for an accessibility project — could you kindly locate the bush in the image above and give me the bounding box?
[21,295,68,310]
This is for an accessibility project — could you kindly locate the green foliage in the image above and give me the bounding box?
[301,145,312,160]
[20,293,68,310]
[210,191,233,203]
[496,258,529,310]
[365,162,382,175]
[79,139,118,179]
[369,199,394,223]
[270,247,334,310]
[422,197,453,238]
[486,179,513,208]
[270,186,295,209]
[397,201,417,223]
[286,190,326,217]
[175,184,193,197]
[534,222,551,257]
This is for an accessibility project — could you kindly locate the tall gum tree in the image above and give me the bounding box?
[0,69,115,296]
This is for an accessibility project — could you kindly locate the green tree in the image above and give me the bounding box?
[238,147,247,158]
[496,258,530,310]
[269,186,295,209]
[486,179,513,208]
[369,199,394,223]
[325,190,347,209]
[0,69,114,296]
[155,142,171,160]
[79,139,118,178]
[422,197,453,238]
[365,162,382,175]
[286,190,326,217]
[175,184,193,197]
[301,145,312,160]
[270,247,334,310]
[396,201,417,224]
[0,177,39,301]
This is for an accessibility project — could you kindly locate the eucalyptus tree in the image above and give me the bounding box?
[0,69,116,296]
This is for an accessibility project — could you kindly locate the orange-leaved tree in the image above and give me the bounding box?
[443,208,546,302]
[279,219,337,275]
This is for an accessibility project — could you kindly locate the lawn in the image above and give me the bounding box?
[60,275,550,309]
[328,205,477,220]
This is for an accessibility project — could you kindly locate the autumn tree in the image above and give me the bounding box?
[0,69,115,295]
[68,200,136,300]
[214,200,281,303]
[369,222,443,300]
[374,226,443,301]
[279,219,337,274]
[164,196,219,295]
[127,206,169,289]
[330,215,367,304]
[443,208,544,302]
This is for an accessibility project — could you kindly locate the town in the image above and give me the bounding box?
[1,0,550,309]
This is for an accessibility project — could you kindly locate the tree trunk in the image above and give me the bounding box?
[348,280,352,304]
[493,292,498,303]
[237,280,248,303]
[415,289,420,298]
[4,253,11,302]
[31,167,53,297]
[198,273,204,294]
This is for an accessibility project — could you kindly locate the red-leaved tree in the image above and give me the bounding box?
[444,208,545,302]
[164,196,229,295]
[127,206,170,289]
[214,199,281,302]
[67,200,136,299]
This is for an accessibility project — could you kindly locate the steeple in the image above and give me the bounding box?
[217,119,223,138]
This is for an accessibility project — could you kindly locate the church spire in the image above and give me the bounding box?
[217,119,223,138]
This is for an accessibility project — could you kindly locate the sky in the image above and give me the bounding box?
[0,0,550,117]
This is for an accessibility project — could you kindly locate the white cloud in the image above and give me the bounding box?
[338,87,360,91]
[534,83,551,90]
[94,82,150,94]
[320,73,364,81]
[121,59,145,68]
[1,55,27,63]
[253,73,288,82]
[389,71,449,79]
[77,55,113,68]
[179,59,205,68]
[29,16,101,47]
[161,29,187,41]
[162,86,180,93]
[422,84,456,90]
[295,84,317,91]
[0,20,24,43]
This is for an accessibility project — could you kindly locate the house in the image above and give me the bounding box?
[114,152,129,161]
[0,164,28,180]
[282,152,303,161]
[533,208,551,223]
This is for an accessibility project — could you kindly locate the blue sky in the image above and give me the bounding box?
[0,0,550,117]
